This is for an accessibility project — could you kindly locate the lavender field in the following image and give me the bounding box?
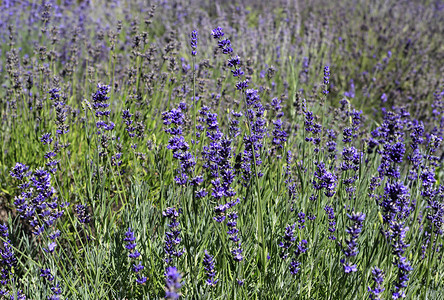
[0,0,443,299]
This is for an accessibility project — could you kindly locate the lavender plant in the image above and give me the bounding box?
[0,1,442,299]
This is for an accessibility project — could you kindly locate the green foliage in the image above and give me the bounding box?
[0,0,443,299]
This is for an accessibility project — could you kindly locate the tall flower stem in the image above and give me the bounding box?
[241,92,266,278]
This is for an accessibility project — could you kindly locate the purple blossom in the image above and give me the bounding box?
[9,163,30,181]
[341,146,360,171]
[279,223,296,259]
[341,212,365,273]
[235,79,249,91]
[203,250,218,286]
[0,224,22,297]
[211,27,224,39]
[43,242,57,253]
[279,222,308,275]
[190,30,197,56]
[163,208,184,264]
[271,119,288,149]
[368,267,385,300]
[124,228,147,284]
[226,208,243,261]
[40,268,54,282]
[163,105,198,186]
[312,162,337,197]
[11,167,67,236]
[323,65,330,95]
[165,266,182,299]
[380,181,413,223]
[124,228,137,251]
[75,204,91,224]
[324,205,336,240]
[41,133,53,145]
[392,256,412,299]
[343,127,353,143]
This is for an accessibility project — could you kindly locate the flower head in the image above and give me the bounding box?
[165,266,182,299]
[190,30,198,56]
[211,27,224,39]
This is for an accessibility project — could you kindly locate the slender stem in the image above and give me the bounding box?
[241,90,266,280]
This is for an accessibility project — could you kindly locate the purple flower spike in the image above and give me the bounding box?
[165,266,182,299]
[211,27,224,39]
[203,250,218,286]
[190,30,198,56]
[123,228,147,284]
[368,267,385,300]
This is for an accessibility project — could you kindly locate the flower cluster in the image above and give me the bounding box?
[409,120,424,150]
[0,224,26,299]
[326,129,337,161]
[289,240,308,275]
[91,84,112,119]
[423,185,443,237]
[368,110,408,155]
[387,221,413,299]
[212,26,232,54]
[123,228,147,285]
[239,89,266,184]
[342,127,354,144]
[9,163,30,182]
[303,102,322,152]
[40,132,61,174]
[90,84,115,157]
[75,204,91,224]
[49,88,70,136]
[228,111,243,138]
[368,267,385,300]
[324,205,336,240]
[190,30,197,56]
[380,181,413,224]
[164,266,182,300]
[323,65,330,95]
[341,146,360,172]
[297,212,306,229]
[425,134,442,167]
[212,199,243,262]
[270,97,288,152]
[121,107,145,156]
[341,211,366,273]
[340,145,361,200]
[278,223,296,259]
[377,142,405,180]
[377,177,414,298]
[163,207,184,264]
[312,162,337,197]
[201,107,233,182]
[227,209,243,262]
[121,109,136,138]
[211,27,266,186]
[10,165,69,300]
[345,109,363,136]
[271,118,288,150]
[11,164,68,237]
[278,223,308,275]
[197,105,245,263]
[162,105,199,186]
[203,250,218,286]
[392,256,413,299]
